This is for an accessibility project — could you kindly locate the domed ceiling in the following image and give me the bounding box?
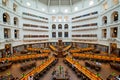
[38,0,81,6]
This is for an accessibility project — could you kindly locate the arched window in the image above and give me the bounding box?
[58,24,62,29]
[52,32,56,38]
[64,32,68,37]
[52,24,56,29]
[4,28,10,39]
[14,17,18,25]
[58,32,62,37]
[3,12,10,24]
[113,0,119,5]
[111,27,118,38]
[2,0,8,6]
[14,30,19,38]
[111,11,118,22]
[64,24,68,29]
[102,16,107,24]
[13,3,17,12]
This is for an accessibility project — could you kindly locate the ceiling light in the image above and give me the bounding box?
[64,19,66,22]
[74,7,78,11]
[59,19,61,22]
[89,0,94,6]
[52,9,55,13]
[26,2,31,6]
[65,9,68,13]
[42,8,45,11]
[54,19,56,22]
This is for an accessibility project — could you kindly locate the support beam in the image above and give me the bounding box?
[48,0,50,12]
[70,0,72,12]
[59,0,61,13]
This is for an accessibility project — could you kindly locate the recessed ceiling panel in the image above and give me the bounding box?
[39,0,48,5]
[50,0,59,6]
[61,0,70,5]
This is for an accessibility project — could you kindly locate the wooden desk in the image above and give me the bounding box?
[63,45,72,51]
[0,53,49,62]
[27,48,50,53]
[65,57,102,80]
[70,48,94,53]
[20,57,55,80]
[72,53,120,62]
[49,45,57,51]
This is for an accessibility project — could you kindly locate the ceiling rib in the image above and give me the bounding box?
[48,0,50,12]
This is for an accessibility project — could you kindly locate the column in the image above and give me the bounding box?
[11,28,14,39]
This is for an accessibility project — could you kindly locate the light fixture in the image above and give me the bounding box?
[64,9,68,13]
[89,0,94,6]
[74,7,78,11]
[26,2,31,6]
[4,15,6,18]
[42,8,45,11]
[54,19,56,22]
[52,9,55,13]
[59,19,61,22]
[114,29,117,32]
[115,14,118,17]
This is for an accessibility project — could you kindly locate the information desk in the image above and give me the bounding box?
[72,53,120,62]
[20,57,55,80]
[65,57,102,80]
[0,53,49,62]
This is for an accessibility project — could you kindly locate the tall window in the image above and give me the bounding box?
[52,24,56,29]
[111,27,118,38]
[111,11,118,22]
[3,13,10,24]
[102,29,107,38]
[52,32,56,38]
[103,2,108,10]
[64,24,68,29]
[13,3,17,12]
[52,16,56,22]
[64,32,68,37]
[58,24,62,29]
[58,32,62,37]
[4,28,10,39]
[113,0,119,5]
[2,0,8,6]
[14,17,18,25]
[102,16,107,24]
[14,30,19,39]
